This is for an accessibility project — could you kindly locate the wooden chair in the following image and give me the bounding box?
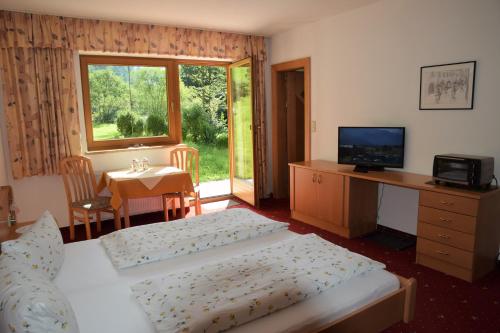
[163,147,201,220]
[60,156,121,240]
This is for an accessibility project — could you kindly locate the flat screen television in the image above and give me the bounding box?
[338,127,405,172]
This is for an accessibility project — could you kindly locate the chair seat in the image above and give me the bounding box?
[71,196,111,210]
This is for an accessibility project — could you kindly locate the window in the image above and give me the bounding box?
[80,55,180,150]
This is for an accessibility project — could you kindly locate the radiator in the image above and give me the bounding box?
[127,196,163,215]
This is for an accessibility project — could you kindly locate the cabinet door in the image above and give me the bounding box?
[316,172,344,226]
[293,167,317,217]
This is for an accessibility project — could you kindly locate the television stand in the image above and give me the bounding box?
[353,165,385,173]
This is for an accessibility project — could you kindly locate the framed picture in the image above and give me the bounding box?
[419,61,476,110]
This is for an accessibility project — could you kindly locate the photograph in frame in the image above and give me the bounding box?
[419,61,476,110]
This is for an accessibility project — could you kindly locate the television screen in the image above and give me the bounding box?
[338,127,405,168]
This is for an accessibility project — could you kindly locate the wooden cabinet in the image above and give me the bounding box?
[316,171,344,226]
[292,167,344,229]
[416,190,500,282]
[293,167,317,218]
[290,163,376,238]
[289,160,500,282]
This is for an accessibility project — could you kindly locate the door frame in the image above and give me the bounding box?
[271,57,311,198]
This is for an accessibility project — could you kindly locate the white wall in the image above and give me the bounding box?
[270,0,500,234]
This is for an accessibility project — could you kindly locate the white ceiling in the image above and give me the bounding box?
[1,0,381,36]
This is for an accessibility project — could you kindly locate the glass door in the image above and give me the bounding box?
[228,58,257,206]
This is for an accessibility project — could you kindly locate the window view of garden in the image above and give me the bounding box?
[86,60,254,197]
[179,65,229,184]
[87,63,230,187]
[88,65,168,140]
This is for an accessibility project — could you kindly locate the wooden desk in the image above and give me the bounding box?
[0,221,35,244]
[289,160,500,282]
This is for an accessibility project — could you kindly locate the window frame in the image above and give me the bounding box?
[80,55,231,151]
[80,55,181,151]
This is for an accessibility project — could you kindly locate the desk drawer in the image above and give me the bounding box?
[417,238,473,269]
[418,206,476,234]
[418,222,475,251]
[419,191,479,216]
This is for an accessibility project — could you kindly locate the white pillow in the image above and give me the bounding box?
[0,252,48,294]
[1,211,64,279]
[0,264,79,333]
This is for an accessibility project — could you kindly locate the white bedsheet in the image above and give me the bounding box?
[131,234,386,333]
[55,230,399,333]
[100,208,289,269]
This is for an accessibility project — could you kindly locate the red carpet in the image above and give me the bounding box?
[61,198,500,333]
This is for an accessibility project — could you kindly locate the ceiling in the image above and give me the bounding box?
[1,0,381,36]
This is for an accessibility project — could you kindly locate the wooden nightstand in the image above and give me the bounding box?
[0,221,35,244]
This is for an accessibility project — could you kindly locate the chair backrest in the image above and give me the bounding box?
[170,146,199,186]
[60,156,98,205]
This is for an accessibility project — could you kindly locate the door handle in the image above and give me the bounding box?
[312,173,317,183]
[436,250,450,256]
[439,217,452,223]
[437,234,451,240]
[317,174,322,184]
[440,200,454,206]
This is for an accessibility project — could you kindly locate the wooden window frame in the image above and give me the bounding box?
[80,55,181,151]
[80,55,231,151]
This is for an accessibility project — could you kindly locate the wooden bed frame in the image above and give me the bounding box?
[316,275,417,333]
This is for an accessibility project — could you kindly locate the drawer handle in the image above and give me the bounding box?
[317,175,322,184]
[440,200,454,206]
[436,250,450,256]
[312,174,317,183]
[439,217,452,223]
[438,234,451,240]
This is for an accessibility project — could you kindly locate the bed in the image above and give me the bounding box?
[1,209,415,333]
[54,228,416,333]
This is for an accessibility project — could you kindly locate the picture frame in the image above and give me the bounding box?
[419,61,476,110]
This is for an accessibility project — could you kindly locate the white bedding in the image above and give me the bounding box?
[131,234,386,333]
[55,230,399,333]
[100,208,289,269]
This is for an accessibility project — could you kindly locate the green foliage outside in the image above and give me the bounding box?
[230,66,253,180]
[146,113,168,136]
[180,65,227,146]
[89,65,168,138]
[184,140,229,182]
[88,63,253,183]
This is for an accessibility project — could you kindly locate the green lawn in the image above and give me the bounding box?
[92,123,121,140]
[184,140,229,183]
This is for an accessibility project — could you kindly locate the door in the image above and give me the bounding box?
[316,172,344,226]
[271,58,311,199]
[228,58,257,206]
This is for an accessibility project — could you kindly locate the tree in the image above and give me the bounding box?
[180,65,227,123]
[89,68,129,124]
[130,67,168,117]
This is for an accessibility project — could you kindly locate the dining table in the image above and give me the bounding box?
[97,165,194,228]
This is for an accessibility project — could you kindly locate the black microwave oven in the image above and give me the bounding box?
[433,154,494,188]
